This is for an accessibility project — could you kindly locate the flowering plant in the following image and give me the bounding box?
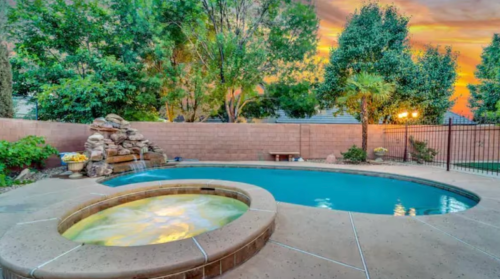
[62,153,88,163]
[374,147,388,153]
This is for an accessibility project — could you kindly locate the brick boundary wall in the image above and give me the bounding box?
[0,118,90,167]
[5,118,496,165]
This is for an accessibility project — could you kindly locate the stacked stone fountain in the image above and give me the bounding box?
[84,114,166,177]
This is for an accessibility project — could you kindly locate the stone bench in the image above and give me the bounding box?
[269,151,300,162]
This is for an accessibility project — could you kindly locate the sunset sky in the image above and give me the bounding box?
[313,0,500,117]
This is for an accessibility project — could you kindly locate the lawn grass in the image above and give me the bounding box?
[454,162,500,172]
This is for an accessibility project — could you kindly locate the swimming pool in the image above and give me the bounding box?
[103,167,478,216]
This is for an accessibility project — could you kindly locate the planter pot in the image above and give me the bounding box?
[374,151,387,161]
[67,161,86,179]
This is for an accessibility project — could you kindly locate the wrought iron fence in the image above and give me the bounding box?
[384,115,500,176]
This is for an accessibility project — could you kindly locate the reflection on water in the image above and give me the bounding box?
[62,194,248,246]
[393,203,417,216]
[394,195,470,216]
[314,198,334,209]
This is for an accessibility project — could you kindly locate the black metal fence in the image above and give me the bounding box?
[384,116,500,176]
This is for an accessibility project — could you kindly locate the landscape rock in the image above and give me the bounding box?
[126,128,138,134]
[105,114,124,123]
[122,141,134,149]
[110,132,127,144]
[120,120,131,129]
[88,134,104,142]
[128,133,144,141]
[15,169,33,181]
[92,117,107,126]
[118,148,132,156]
[86,161,113,178]
[106,148,118,157]
[326,154,337,164]
[82,114,167,177]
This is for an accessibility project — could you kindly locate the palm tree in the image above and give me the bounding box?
[342,72,394,154]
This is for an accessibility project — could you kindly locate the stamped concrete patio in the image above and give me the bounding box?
[1,163,500,279]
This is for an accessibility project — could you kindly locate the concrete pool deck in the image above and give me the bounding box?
[1,162,500,278]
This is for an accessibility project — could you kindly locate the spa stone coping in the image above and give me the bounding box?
[0,180,277,279]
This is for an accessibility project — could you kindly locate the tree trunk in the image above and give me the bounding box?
[225,99,236,123]
[165,102,175,123]
[361,96,368,156]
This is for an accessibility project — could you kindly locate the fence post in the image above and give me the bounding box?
[446,118,453,171]
[403,121,408,162]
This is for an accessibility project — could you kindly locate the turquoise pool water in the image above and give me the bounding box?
[104,167,478,216]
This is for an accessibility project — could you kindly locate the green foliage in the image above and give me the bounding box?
[469,34,500,121]
[341,145,367,164]
[343,72,394,151]
[319,2,458,123]
[7,0,319,123]
[268,81,318,118]
[7,0,159,123]
[0,136,58,170]
[0,163,13,187]
[196,0,319,122]
[409,136,438,163]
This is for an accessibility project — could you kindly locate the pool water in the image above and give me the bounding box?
[104,167,478,216]
[62,194,248,246]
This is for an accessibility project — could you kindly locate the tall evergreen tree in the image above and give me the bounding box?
[0,0,13,118]
[0,43,14,118]
[319,2,458,123]
[468,34,500,120]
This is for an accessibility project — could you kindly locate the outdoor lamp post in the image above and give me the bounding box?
[398,111,419,162]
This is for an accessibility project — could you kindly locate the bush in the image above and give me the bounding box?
[0,136,58,170]
[409,136,438,163]
[0,163,13,187]
[342,145,367,163]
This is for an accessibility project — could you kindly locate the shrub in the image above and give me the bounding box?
[0,163,13,187]
[0,136,58,170]
[342,145,367,163]
[409,136,438,163]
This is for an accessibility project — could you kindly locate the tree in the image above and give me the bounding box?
[0,43,13,118]
[410,46,457,121]
[197,0,319,122]
[0,0,13,118]
[469,34,500,121]
[144,0,217,122]
[7,0,159,123]
[319,2,458,123]
[342,72,394,153]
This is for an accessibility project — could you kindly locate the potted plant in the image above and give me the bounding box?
[62,153,88,179]
[373,147,388,161]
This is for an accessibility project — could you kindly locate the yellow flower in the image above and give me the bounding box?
[63,153,88,163]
